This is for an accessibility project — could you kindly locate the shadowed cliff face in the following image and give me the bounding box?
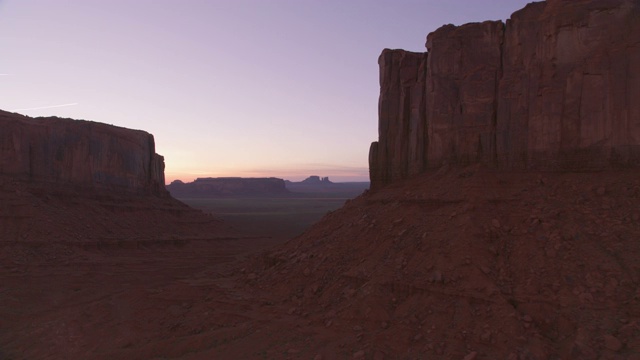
[370,0,640,189]
[0,110,166,195]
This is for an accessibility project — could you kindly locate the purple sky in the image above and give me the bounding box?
[0,0,534,182]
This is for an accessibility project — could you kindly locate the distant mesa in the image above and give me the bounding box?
[166,177,290,198]
[167,175,370,198]
[166,175,369,199]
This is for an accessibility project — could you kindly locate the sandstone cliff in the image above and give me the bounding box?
[166,177,290,197]
[0,110,166,195]
[370,0,640,189]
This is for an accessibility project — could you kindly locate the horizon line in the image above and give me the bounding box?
[165,173,370,184]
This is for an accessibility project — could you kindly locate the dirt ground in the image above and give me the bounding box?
[178,197,351,240]
[1,166,640,359]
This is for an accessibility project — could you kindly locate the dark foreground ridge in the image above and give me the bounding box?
[246,165,640,358]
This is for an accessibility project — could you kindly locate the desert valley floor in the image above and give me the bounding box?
[1,166,639,359]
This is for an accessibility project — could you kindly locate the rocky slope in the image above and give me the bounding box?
[233,0,640,358]
[4,167,638,359]
[0,110,233,244]
[0,176,232,245]
[246,165,640,359]
[370,0,640,189]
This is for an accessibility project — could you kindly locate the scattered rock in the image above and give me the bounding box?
[325,320,333,328]
[463,351,478,360]
[481,330,492,342]
[353,350,366,358]
[603,334,623,351]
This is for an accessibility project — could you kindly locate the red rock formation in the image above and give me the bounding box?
[0,110,166,195]
[370,0,640,189]
[371,50,428,186]
[498,0,640,168]
[426,21,503,168]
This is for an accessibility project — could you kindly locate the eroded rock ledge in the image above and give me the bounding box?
[370,0,640,189]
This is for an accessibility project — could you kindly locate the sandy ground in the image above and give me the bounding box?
[1,166,640,359]
[0,239,283,359]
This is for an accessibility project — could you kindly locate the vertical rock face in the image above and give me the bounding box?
[0,110,166,195]
[370,0,640,189]
[498,0,640,168]
[370,50,428,187]
[426,21,504,168]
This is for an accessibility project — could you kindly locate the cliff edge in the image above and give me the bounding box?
[0,110,237,243]
[0,110,166,195]
[370,0,640,189]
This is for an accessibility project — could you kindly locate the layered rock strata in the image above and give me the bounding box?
[0,110,166,195]
[370,0,640,189]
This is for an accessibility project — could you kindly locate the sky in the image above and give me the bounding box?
[0,0,534,183]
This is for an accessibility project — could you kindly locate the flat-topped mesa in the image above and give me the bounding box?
[369,0,640,189]
[0,110,166,195]
[166,177,290,197]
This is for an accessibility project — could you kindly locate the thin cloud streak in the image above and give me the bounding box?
[11,103,78,111]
